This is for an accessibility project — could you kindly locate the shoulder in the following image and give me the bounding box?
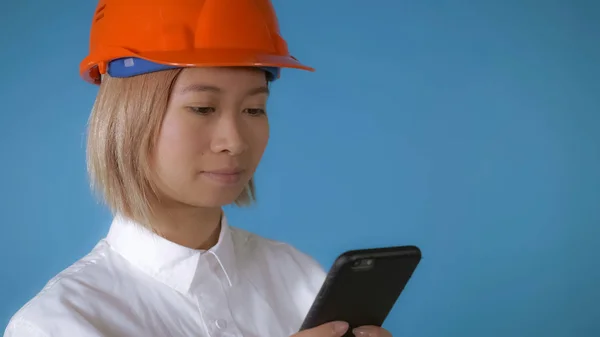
[4,242,113,337]
[230,226,327,291]
[4,319,48,337]
[231,226,326,270]
[229,227,327,319]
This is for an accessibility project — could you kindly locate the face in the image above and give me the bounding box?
[152,67,270,208]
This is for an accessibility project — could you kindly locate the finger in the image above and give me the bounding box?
[352,325,393,337]
[293,321,349,337]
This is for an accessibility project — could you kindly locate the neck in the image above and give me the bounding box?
[148,204,223,250]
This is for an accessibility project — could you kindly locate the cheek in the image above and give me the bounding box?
[155,111,207,172]
[247,118,269,160]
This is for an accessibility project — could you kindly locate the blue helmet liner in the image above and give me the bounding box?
[107,57,280,81]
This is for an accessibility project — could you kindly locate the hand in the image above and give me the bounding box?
[291,321,349,337]
[291,322,393,337]
[352,325,393,337]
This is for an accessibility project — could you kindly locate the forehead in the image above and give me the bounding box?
[172,67,269,94]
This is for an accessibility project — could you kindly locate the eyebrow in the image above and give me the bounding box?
[178,84,270,96]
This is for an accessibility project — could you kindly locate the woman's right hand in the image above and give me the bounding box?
[291,321,349,337]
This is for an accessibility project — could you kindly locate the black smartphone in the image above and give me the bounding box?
[299,245,422,335]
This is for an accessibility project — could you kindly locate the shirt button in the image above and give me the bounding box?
[215,319,228,329]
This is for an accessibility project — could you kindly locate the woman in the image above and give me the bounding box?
[5,1,392,336]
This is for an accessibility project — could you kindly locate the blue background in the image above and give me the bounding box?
[1,1,599,336]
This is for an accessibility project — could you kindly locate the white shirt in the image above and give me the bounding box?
[4,215,326,337]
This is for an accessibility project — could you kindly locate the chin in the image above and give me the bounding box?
[188,188,247,208]
[190,198,237,208]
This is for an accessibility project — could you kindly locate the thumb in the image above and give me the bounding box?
[293,321,350,337]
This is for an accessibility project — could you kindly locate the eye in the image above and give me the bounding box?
[188,107,216,115]
[244,108,266,116]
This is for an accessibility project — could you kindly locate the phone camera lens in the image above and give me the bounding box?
[351,258,374,271]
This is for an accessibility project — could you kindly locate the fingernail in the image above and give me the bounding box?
[352,328,373,336]
[333,321,349,334]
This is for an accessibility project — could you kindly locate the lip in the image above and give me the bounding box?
[201,168,245,185]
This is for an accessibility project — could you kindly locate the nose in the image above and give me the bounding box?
[210,112,248,155]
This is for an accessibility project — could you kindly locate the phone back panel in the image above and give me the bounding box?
[299,246,421,333]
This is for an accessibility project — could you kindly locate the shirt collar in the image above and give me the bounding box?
[105,213,238,294]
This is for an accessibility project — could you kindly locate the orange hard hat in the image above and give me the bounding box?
[79,0,314,85]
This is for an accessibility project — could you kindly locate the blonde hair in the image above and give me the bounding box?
[86,70,255,226]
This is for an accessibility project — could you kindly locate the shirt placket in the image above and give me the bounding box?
[192,254,242,337]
